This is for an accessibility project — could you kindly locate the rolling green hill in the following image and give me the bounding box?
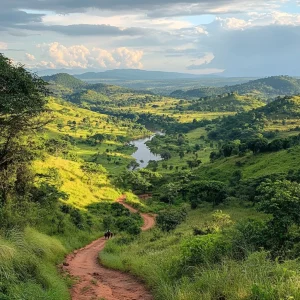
[185,92,265,112]
[208,95,300,141]
[171,76,300,99]
[43,73,87,90]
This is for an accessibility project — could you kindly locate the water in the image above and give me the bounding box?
[130,132,163,169]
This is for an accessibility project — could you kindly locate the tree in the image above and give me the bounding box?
[256,180,300,250]
[156,208,187,232]
[161,151,172,160]
[81,162,106,185]
[247,138,269,154]
[0,54,48,167]
[187,159,202,169]
[0,54,49,203]
[188,181,228,208]
[128,160,140,170]
[116,170,151,193]
[179,151,185,159]
[195,144,201,151]
[163,182,179,204]
[268,139,284,152]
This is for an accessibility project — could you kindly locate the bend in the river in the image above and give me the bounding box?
[130,131,163,169]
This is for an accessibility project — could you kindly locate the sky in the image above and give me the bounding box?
[1,0,300,76]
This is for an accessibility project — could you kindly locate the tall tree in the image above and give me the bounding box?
[0,54,49,202]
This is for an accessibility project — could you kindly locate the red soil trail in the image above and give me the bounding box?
[63,195,155,300]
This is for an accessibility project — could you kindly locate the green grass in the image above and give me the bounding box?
[195,146,300,182]
[0,227,69,300]
[34,155,122,208]
[100,203,298,300]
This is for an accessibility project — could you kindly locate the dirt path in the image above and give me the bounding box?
[64,196,155,300]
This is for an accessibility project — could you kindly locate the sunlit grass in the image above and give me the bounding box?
[34,156,121,208]
[100,204,287,300]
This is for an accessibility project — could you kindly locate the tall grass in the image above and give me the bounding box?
[0,224,102,300]
[100,205,300,300]
[0,227,69,300]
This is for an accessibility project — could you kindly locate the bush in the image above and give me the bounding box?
[115,216,142,235]
[156,208,187,232]
[181,234,232,266]
[230,219,267,259]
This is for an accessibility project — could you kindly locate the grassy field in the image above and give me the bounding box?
[112,96,235,123]
[98,202,300,300]
[195,146,300,182]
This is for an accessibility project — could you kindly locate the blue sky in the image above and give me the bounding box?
[1,0,300,76]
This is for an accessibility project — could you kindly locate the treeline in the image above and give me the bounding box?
[210,134,300,161]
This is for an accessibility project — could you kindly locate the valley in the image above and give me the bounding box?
[1,54,300,300]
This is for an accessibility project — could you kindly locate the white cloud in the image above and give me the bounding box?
[38,61,56,69]
[36,42,144,69]
[0,42,8,50]
[42,10,193,31]
[194,53,215,65]
[187,52,215,70]
[218,17,250,30]
[218,11,300,30]
[26,53,36,61]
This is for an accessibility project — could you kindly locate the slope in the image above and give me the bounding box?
[208,95,300,141]
[171,76,300,99]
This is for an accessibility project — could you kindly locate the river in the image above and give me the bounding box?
[130,132,163,169]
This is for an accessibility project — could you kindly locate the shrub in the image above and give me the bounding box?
[156,208,187,232]
[211,210,233,232]
[181,234,232,266]
[230,219,267,259]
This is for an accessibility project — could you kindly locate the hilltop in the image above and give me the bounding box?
[42,73,87,90]
[171,76,300,99]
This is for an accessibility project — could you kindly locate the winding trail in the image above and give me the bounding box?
[63,196,155,300]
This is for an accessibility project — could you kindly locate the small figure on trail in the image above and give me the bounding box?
[104,229,113,239]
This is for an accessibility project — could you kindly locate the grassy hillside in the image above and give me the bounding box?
[185,92,265,112]
[76,77,256,95]
[34,156,121,208]
[43,73,87,90]
[43,74,239,125]
[196,146,300,182]
[100,203,299,300]
[171,76,300,99]
[207,95,300,141]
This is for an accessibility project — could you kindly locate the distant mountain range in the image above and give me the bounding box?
[74,69,215,81]
[36,68,216,79]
